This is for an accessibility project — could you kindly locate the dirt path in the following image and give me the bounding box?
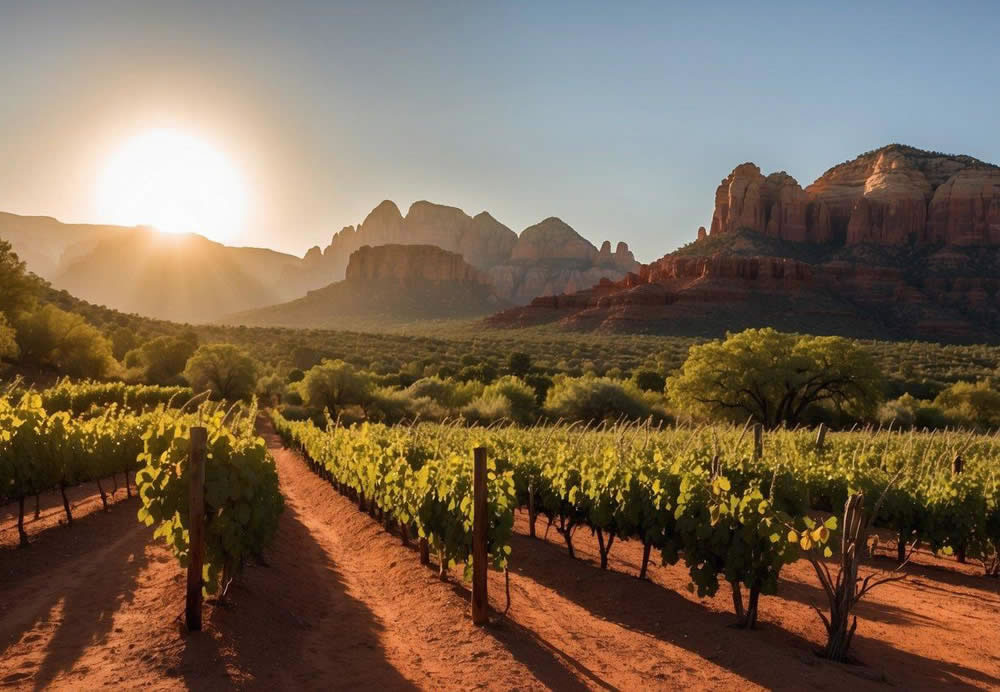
[2,421,999,689]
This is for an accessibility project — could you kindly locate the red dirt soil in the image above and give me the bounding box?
[1,419,999,690]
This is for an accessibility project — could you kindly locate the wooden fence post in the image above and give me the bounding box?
[952,454,964,475]
[528,481,537,539]
[753,424,763,460]
[186,427,207,632]
[815,423,827,453]
[472,447,488,625]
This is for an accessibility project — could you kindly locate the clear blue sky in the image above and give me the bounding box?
[1,1,998,261]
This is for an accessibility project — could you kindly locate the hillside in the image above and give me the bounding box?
[0,214,310,322]
[226,244,509,330]
[490,144,1000,343]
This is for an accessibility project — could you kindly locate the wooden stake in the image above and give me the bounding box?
[815,423,827,452]
[527,481,537,538]
[472,447,489,625]
[753,424,763,460]
[419,537,430,565]
[186,427,207,632]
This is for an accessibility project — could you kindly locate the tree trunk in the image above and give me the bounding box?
[744,585,760,629]
[60,483,73,525]
[639,540,652,580]
[956,545,967,564]
[595,528,614,569]
[401,522,409,547]
[897,531,907,563]
[731,582,744,620]
[96,478,109,511]
[438,549,448,580]
[17,496,29,548]
[111,472,119,495]
[559,518,575,559]
[823,614,857,662]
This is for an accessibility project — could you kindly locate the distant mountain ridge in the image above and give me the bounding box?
[0,200,638,323]
[295,200,639,304]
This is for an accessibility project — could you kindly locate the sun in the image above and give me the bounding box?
[96,128,247,242]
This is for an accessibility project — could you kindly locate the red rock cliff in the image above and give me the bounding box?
[708,144,1000,247]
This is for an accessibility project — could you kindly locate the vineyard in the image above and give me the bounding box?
[3,382,1000,687]
[271,411,1000,658]
[1,382,283,596]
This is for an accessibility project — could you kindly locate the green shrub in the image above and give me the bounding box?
[932,380,1000,429]
[631,369,666,392]
[544,375,650,423]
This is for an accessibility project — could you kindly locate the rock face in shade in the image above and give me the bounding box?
[295,200,638,305]
[709,144,1000,247]
[345,244,488,284]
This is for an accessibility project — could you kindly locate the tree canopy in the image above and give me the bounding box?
[128,334,198,385]
[14,304,117,378]
[301,359,372,417]
[183,343,260,401]
[0,314,18,362]
[0,239,40,319]
[667,328,883,428]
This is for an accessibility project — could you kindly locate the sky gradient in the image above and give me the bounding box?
[2,1,999,262]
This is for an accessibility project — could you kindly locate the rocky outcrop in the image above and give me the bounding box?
[488,242,1000,342]
[511,217,600,262]
[228,244,507,329]
[345,244,488,284]
[709,145,1000,248]
[299,201,638,305]
[927,168,1000,245]
[710,165,810,242]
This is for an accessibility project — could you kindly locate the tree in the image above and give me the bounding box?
[0,314,18,361]
[14,305,117,378]
[302,360,372,418]
[110,326,138,361]
[544,375,649,423]
[932,380,1000,429]
[507,352,532,377]
[0,240,39,319]
[133,335,198,384]
[631,369,666,393]
[667,328,883,428]
[256,373,288,406]
[464,376,539,425]
[184,344,260,401]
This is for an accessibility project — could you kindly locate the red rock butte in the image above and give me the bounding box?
[489,144,1000,343]
[710,144,1000,246]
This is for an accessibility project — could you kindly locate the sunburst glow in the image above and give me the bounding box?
[96,129,247,242]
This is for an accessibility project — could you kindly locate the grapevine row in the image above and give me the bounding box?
[271,412,1000,627]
